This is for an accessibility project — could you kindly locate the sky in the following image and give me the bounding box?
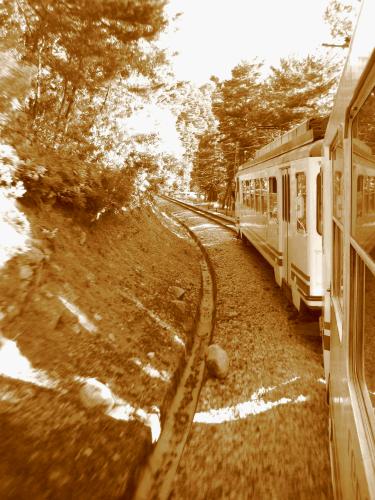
[161,0,333,84]
[126,0,335,156]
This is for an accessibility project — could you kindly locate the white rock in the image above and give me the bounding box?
[79,378,114,411]
[94,313,102,321]
[147,352,155,359]
[205,344,229,379]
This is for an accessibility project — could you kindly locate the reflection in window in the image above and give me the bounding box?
[352,85,375,259]
[296,172,307,233]
[332,138,344,223]
[364,267,375,407]
[269,177,277,221]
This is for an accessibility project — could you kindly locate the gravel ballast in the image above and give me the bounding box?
[160,201,332,500]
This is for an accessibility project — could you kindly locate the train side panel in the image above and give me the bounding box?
[323,0,375,496]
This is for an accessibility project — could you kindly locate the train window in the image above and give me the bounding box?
[269,177,277,220]
[332,137,344,223]
[352,84,375,259]
[296,172,307,233]
[350,250,375,413]
[317,172,323,235]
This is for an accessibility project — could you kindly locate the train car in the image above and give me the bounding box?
[321,0,375,497]
[235,117,328,311]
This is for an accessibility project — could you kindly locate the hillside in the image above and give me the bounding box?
[0,194,201,499]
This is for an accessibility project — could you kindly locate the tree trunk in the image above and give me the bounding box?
[32,38,45,119]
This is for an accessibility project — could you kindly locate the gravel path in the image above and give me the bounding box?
[161,202,332,500]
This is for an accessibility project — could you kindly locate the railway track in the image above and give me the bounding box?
[131,201,219,500]
[130,195,331,499]
[158,195,237,233]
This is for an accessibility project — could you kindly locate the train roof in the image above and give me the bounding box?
[237,117,327,175]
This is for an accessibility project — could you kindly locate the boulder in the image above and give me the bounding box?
[205,344,229,379]
[79,378,114,411]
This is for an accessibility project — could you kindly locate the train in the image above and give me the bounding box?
[235,0,375,497]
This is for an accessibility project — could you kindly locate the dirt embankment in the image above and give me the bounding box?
[0,198,201,499]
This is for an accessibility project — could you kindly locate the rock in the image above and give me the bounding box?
[79,231,87,245]
[169,286,186,300]
[86,272,96,285]
[108,333,116,342]
[171,299,187,318]
[94,313,102,321]
[26,247,45,265]
[72,324,81,334]
[6,304,21,319]
[79,378,114,411]
[83,448,93,457]
[19,265,34,280]
[42,228,58,240]
[205,344,229,379]
[147,352,155,359]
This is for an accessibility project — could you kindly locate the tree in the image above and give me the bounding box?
[210,61,276,208]
[172,81,217,191]
[0,0,172,216]
[266,55,337,127]
[324,0,361,48]
[1,0,168,153]
[191,128,226,201]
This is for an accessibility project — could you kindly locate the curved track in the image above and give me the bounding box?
[159,195,236,233]
[132,208,218,500]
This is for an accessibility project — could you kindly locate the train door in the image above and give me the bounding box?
[281,168,291,283]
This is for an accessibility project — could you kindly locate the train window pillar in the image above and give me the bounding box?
[296,172,307,233]
[331,134,344,309]
[317,171,323,235]
[261,177,268,217]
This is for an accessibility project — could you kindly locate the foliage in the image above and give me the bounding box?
[192,53,338,208]
[167,81,217,191]
[324,0,361,47]
[191,128,226,201]
[0,0,170,217]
